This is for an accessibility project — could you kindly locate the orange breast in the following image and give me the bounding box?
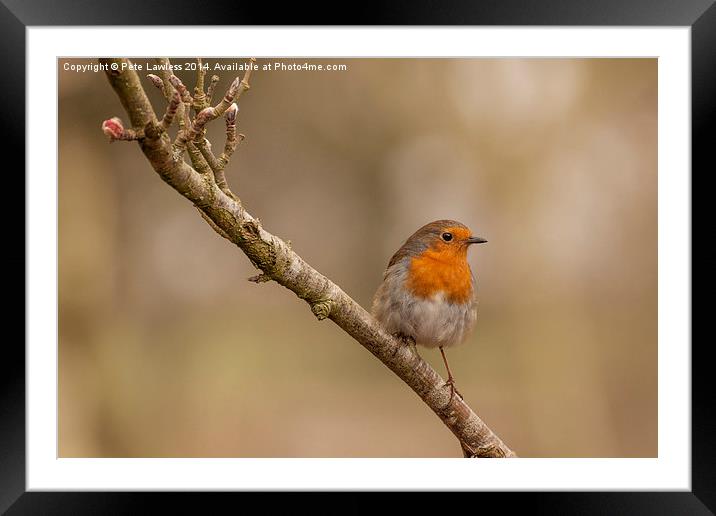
[406,247,473,304]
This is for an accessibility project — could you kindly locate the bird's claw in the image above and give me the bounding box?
[443,377,463,406]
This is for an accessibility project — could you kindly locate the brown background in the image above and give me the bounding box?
[59,58,657,457]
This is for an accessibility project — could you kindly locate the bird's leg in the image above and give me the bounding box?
[439,346,463,405]
[392,332,417,357]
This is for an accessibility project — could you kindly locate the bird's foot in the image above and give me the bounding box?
[443,377,463,406]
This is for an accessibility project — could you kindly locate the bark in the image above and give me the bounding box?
[99,57,516,458]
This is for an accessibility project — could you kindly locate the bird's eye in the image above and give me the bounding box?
[441,232,453,242]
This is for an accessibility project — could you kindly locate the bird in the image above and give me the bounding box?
[371,220,487,403]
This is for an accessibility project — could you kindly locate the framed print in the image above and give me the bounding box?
[6,0,713,512]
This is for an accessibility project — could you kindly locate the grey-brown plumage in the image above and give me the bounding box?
[371,220,487,401]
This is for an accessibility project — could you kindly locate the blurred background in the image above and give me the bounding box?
[59,58,657,458]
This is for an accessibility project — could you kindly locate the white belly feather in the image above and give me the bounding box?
[406,291,477,348]
[371,264,478,349]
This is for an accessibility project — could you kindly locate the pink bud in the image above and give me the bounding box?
[147,74,164,89]
[101,117,124,140]
[225,103,238,123]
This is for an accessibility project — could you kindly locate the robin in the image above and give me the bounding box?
[371,220,487,402]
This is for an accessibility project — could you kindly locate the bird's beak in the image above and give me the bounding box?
[467,236,488,244]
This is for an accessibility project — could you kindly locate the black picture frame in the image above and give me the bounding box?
[5,1,711,513]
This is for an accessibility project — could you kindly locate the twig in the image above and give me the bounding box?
[186,141,212,176]
[193,58,207,111]
[218,103,241,171]
[98,57,516,458]
[206,75,220,105]
[168,74,192,131]
[195,138,223,184]
[160,90,181,130]
[153,59,189,143]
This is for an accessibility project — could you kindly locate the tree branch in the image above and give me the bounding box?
[98,57,516,458]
